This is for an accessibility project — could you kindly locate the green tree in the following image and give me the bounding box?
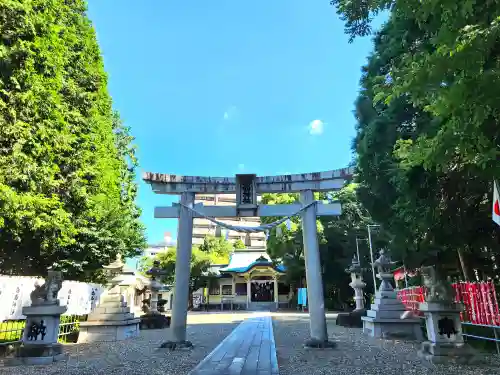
[331,0,500,178]
[139,247,216,307]
[0,0,145,279]
[348,12,500,279]
[261,193,307,290]
[198,235,232,264]
[233,239,246,250]
[261,187,384,308]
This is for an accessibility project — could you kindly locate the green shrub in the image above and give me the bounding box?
[0,321,25,343]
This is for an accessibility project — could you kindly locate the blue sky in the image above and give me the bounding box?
[86,1,385,247]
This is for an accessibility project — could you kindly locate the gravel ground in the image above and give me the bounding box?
[0,312,245,375]
[3,312,500,375]
[273,315,500,375]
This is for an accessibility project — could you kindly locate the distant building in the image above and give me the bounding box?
[143,232,175,258]
[192,194,266,249]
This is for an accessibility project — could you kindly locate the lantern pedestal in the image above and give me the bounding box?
[362,268,422,340]
[78,288,140,343]
[417,302,477,364]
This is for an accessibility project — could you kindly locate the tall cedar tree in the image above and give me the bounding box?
[0,0,146,280]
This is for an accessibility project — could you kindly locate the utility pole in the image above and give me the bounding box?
[355,237,367,264]
[367,224,380,294]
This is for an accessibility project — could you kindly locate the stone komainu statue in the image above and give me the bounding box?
[30,271,63,305]
[420,266,455,303]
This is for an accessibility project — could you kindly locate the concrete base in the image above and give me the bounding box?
[303,338,336,349]
[5,353,67,366]
[140,313,171,329]
[336,309,366,328]
[78,319,140,343]
[5,343,67,366]
[418,341,478,364]
[362,316,423,340]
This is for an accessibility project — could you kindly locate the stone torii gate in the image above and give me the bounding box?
[143,168,353,348]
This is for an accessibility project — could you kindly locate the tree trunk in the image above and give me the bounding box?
[457,248,470,281]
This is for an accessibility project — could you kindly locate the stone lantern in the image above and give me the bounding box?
[361,250,422,339]
[140,260,171,329]
[78,254,140,343]
[347,254,366,312]
[336,254,367,328]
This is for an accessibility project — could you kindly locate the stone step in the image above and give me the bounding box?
[367,309,405,319]
[370,303,406,311]
[87,312,135,321]
[100,294,125,303]
[93,306,131,314]
[373,298,403,306]
[97,302,128,308]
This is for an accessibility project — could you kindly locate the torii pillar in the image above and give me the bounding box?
[143,168,353,349]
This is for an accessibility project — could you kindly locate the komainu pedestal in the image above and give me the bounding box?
[7,271,68,366]
[418,302,476,364]
[417,266,477,364]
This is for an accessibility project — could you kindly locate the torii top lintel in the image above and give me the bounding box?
[143,167,354,195]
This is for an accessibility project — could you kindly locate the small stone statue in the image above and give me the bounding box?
[30,270,63,306]
[421,265,455,303]
[372,249,396,274]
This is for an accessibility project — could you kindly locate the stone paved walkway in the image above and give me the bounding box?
[189,314,279,375]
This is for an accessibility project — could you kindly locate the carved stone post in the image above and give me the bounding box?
[273,275,279,310]
[246,276,251,309]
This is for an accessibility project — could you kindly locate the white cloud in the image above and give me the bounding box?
[223,106,237,121]
[308,119,324,135]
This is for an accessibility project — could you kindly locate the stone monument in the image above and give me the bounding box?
[140,260,171,329]
[78,254,140,343]
[361,250,423,340]
[417,266,476,364]
[8,270,67,365]
[337,254,367,328]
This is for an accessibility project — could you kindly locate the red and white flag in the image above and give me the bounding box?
[493,180,500,227]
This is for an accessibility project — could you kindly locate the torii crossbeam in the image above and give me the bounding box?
[143,167,354,349]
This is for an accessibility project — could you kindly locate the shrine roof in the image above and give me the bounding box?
[218,250,285,274]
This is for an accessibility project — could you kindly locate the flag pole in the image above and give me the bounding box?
[404,264,409,288]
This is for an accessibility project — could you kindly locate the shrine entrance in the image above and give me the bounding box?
[251,277,274,303]
[144,168,353,349]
